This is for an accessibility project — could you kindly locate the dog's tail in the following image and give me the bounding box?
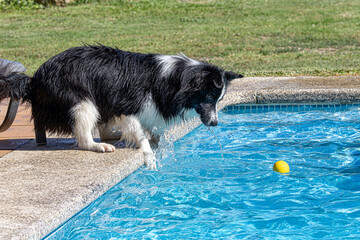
[0,59,31,101]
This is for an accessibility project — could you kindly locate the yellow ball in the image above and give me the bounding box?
[273,161,290,173]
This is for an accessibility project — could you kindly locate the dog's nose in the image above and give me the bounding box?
[208,119,218,126]
[208,113,218,126]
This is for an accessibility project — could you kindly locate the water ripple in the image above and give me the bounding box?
[46,106,360,239]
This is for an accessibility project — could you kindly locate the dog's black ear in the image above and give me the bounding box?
[225,71,243,82]
[211,72,223,88]
[193,68,223,89]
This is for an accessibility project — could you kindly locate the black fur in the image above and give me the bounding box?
[0,45,243,137]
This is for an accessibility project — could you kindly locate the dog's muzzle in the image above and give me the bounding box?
[195,104,218,127]
[207,112,218,126]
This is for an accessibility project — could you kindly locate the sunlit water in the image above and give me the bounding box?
[46,105,360,239]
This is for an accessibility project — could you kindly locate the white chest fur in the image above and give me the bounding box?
[136,95,196,136]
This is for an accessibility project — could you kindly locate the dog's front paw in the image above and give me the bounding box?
[94,143,116,152]
[80,142,116,153]
[144,153,157,170]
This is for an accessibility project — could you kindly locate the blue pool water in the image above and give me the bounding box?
[46,104,360,239]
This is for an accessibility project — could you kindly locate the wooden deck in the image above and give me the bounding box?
[0,99,34,157]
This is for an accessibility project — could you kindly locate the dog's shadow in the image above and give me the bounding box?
[0,138,130,151]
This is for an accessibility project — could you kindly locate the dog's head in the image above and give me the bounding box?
[182,64,243,126]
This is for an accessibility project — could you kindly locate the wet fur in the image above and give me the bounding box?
[0,45,242,168]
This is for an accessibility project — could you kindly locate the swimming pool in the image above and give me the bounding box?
[46,104,360,239]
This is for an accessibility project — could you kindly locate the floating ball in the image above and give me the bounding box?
[273,160,290,173]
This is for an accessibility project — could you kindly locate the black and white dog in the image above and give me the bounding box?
[0,45,242,169]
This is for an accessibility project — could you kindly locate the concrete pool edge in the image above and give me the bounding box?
[1,76,360,239]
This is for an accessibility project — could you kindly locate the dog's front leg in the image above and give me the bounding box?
[138,136,157,170]
[119,115,157,169]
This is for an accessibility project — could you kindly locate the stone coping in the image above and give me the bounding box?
[1,76,360,239]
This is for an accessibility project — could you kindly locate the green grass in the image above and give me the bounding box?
[1,0,359,76]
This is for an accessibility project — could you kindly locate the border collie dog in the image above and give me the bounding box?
[0,45,242,169]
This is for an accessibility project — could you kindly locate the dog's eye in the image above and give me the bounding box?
[211,88,222,98]
[204,93,218,104]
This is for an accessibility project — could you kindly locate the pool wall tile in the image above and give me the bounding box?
[223,103,360,114]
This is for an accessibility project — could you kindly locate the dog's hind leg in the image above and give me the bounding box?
[118,115,157,169]
[71,99,115,153]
